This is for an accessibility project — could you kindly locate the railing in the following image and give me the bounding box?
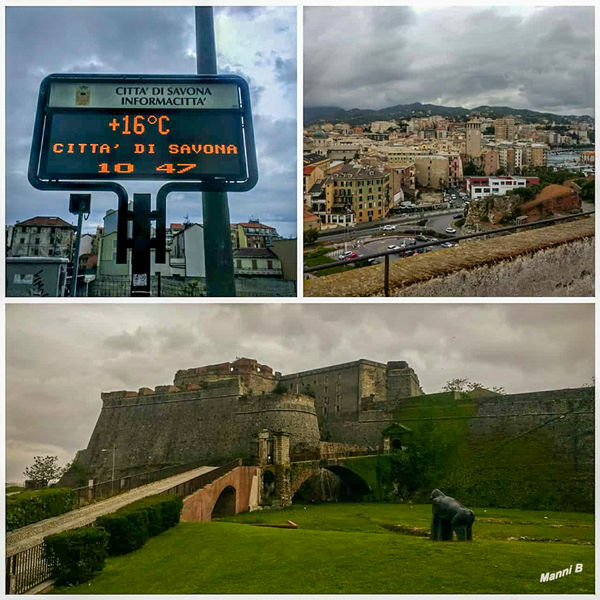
[305,211,595,296]
[161,459,242,497]
[5,459,243,594]
[71,460,212,507]
[5,544,51,595]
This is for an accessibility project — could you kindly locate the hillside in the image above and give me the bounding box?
[304,102,594,126]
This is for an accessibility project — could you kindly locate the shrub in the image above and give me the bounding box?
[453,218,465,228]
[6,488,76,531]
[96,494,183,556]
[44,526,108,586]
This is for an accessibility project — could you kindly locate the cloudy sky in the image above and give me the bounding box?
[6,303,593,483]
[6,6,297,237]
[304,5,594,115]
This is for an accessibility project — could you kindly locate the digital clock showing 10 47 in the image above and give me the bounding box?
[30,74,258,190]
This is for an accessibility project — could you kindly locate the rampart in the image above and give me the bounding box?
[75,359,320,481]
[68,357,593,503]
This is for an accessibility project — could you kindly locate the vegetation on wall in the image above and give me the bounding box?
[347,391,592,512]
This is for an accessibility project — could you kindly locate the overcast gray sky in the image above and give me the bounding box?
[6,303,593,483]
[304,5,594,115]
[6,6,296,237]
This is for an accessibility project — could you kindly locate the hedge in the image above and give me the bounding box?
[6,488,76,531]
[96,494,183,555]
[43,526,108,586]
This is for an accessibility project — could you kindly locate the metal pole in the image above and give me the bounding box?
[111,443,116,495]
[195,6,236,296]
[130,194,152,297]
[384,254,390,297]
[70,210,84,297]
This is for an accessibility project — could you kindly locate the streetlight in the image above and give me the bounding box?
[344,205,354,252]
[101,442,116,495]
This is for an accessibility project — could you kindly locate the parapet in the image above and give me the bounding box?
[174,357,274,387]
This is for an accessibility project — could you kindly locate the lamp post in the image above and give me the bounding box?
[101,442,116,495]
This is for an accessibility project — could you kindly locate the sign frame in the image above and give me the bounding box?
[29,73,258,192]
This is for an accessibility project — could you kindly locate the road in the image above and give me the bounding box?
[319,208,462,243]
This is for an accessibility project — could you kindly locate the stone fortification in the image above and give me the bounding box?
[67,357,593,486]
[74,358,319,482]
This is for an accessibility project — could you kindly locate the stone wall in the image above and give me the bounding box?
[396,237,594,297]
[280,359,423,441]
[78,377,320,481]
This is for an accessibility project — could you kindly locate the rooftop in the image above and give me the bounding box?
[233,247,278,259]
[15,216,74,228]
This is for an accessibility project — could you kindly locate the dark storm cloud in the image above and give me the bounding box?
[275,57,296,85]
[6,304,594,482]
[6,6,297,237]
[304,6,594,115]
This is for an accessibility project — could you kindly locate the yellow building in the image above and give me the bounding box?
[323,164,391,224]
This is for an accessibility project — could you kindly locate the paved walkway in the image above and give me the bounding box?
[6,466,216,556]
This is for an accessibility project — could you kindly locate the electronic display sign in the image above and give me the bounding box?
[30,74,258,190]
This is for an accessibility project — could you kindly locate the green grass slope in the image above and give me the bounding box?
[57,504,593,594]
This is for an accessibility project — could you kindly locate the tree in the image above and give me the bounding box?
[304,228,319,245]
[463,160,483,177]
[442,378,504,394]
[23,455,64,487]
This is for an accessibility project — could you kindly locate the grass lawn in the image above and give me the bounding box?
[57,503,594,594]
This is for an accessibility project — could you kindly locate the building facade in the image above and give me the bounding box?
[465,176,540,200]
[9,216,75,259]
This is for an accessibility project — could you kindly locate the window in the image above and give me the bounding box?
[20,237,25,244]
[267,260,273,270]
[35,237,40,245]
[236,259,242,269]
[252,259,257,269]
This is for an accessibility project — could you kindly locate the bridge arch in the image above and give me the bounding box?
[292,463,371,503]
[211,485,237,518]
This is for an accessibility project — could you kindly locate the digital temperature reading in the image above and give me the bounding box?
[31,74,257,188]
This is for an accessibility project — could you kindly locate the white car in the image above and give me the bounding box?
[441,241,455,248]
[445,227,457,234]
[387,244,401,250]
[381,224,397,231]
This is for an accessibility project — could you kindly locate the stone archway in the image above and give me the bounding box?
[211,485,237,518]
[292,465,371,503]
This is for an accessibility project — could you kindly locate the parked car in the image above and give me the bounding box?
[387,244,401,251]
[381,224,397,231]
[441,241,455,248]
[445,227,457,234]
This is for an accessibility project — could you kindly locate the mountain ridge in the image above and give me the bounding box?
[304,102,594,126]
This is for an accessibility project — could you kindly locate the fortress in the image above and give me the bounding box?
[70,357,594,488]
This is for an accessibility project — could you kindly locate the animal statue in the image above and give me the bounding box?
[430,489,474,541]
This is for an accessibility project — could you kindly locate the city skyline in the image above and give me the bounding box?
[6,6,297,237]
[304,6,594,116]
[6,303,594,482]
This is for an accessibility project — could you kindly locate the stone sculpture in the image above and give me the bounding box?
[430,488,474,541]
